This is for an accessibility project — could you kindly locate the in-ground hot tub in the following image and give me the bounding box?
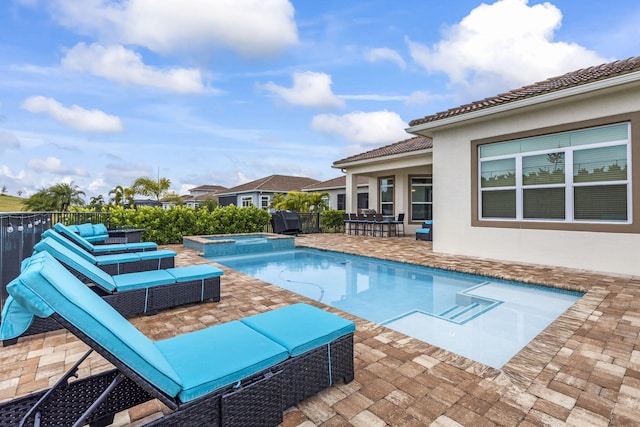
[183,233,295,258]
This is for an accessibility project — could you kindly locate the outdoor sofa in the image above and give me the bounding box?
[63,222,109,243]
[35,234,176,275]
[51,223,158,254]
[0,239,223,345]
[0,251,355,426]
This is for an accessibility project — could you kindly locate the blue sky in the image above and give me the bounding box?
[1,0,639,201]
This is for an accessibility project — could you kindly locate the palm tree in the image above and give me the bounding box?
[306,192,330,212]
[108,185,125,206]
[131,177,172,204]
[88,195,105,211]
[23,182,85,211]
[49,182,86,211]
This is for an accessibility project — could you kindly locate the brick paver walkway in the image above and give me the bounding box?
[1,234,639,426]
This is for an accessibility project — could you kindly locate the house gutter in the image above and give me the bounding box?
[406,71,640,136]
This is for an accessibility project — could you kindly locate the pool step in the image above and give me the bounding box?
[439,303,483,323]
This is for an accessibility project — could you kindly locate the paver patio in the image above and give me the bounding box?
[1,233,639,426]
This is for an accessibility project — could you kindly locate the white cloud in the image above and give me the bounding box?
[51,0,298,58]
[62,43,205,94]
[0,165,25,180]
[261,71,345,109]
[407,0,607,96]
[311,110,408,144]
[87,178,108,194]
[21,96,124,132]
[364,47,406,69]
[26,156,89,176]
[0,131,20,152]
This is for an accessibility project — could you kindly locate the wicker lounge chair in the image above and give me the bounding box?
[0,252,355,426]
[51,223,158,254]
[1,248,223,345]
[35,235,175,275]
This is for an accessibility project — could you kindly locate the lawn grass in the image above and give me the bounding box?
[0,194,25,212]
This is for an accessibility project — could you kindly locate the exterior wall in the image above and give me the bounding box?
[432,83,640,276]
[343,154,432,234]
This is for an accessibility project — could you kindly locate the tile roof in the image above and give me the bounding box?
[189,184,228,193]
[302,175,369,191]
[333,136,433,166]
[219,174,320,194]
[409,56,640,127]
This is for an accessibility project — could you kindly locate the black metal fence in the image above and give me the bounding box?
[0,212,112,308]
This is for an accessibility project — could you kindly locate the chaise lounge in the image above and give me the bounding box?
[51,223,158,254]
[0,252,354,426]
[35,235,176,275]
[1,245,223,345]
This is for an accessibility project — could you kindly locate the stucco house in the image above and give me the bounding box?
[216,174,319,209]
[301,175,369,210]
[403,56,639,277]
[161,184,227,209]
[332,136,433,228]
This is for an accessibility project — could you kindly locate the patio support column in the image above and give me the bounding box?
[345,173,358,213]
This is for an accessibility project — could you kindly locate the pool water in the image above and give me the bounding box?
[214,248,582,368]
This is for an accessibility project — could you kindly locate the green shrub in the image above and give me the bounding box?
[101,205,270,244]
[320,210,345,233]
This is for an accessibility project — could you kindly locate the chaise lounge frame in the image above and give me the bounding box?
[0,255,354,427]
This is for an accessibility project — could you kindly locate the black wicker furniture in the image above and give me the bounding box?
[34,235,175,275]
[1,245,222,345]
[50,223,158,254]
[0,252,355,426]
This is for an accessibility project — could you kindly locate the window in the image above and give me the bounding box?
[337,194,346,210]
[241,196,253,207]
[260,195,270,210]
[479,123,630,223]
[411,177,432,221]
[379,177,394,216]
[357,192,369,210]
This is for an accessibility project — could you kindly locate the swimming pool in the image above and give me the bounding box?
[214,248,583,369]
[183,233,295,257]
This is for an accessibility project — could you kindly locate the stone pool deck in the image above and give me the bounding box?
[1,233,639,426]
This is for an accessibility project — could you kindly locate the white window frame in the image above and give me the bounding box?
[260,195,270,210]
[410,176,433,222]
[479,123,632,224]
[241,196,254,208]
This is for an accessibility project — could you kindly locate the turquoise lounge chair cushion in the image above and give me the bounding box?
[9,252,183,397]
[156,321,288,402]
[35,237,117,290]
[240,303,356,357]
[112,270,177,291]
[166,264,223,282]
[0,292,40,340]
[93,223,108,235]
[76,223,95,237]
[51,224,156,252]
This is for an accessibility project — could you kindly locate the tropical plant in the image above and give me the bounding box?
[88,195,105,211]
[271,191,330,213]
[108,185,125,206]
[131,177,172,203]
[23,182,85,211]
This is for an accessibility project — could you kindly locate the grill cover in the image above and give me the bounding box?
[271,211,302,235]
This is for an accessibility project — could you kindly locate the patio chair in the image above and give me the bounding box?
[342,213,354,235]
[390,213,405,237]
[372,213,391,237]
[51,223,158,254]
[0,252,355,426]
[1,248,223,345]
[34,235,176,275]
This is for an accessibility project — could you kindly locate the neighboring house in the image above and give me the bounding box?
[301,175,370,210]
[332,136,433,226]
[216,174,320,209]
[161,184,228,209]
[403,56,640,276]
